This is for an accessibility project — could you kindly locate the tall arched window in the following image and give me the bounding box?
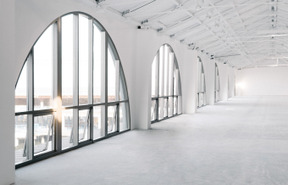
[197,57,206,108]
[151,44,182,123]
[15,13,130,166]
[214,63,220,102]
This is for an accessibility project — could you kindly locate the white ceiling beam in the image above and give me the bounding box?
[206,0,252,63]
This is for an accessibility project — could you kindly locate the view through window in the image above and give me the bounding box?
[151,44,182,123]
[197,57,206,108]
[15,13,130,166]
[214,63,220,102]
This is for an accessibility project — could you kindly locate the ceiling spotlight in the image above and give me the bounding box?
[137,25,150,30]
[95,0,105,4]
[157,28,163,32]
[141,19,149,24]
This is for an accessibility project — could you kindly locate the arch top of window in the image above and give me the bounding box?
[16,12,122,86]
[198,56,205,73]
[215,63,220,76]
[151,43,183,122]
[14,12,131,166]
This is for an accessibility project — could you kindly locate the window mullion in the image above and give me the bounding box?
[55,19,62,151]
[27,53,33,160]
[73,14,79,145]
[90,19,94,140]
[88,18,93,105]
[103,32,108,136]
[115,60,120,101]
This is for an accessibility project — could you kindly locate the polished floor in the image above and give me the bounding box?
[16,96,288,185]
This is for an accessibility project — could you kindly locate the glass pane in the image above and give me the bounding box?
[198,61,202,92]
[173,70,179,96]
[15,115,28,164]
[159,46,164,96]
[168,54,174,96]
[168,97,173,117]
[62,109,76,149]
[201,73,205,92]
[163,46,169,96]
[62,14,75,106]
[34,114,54,155]
[79,109,90,142]
[199,93,204,107]
[163,98,168,118]
[151,56,158,97]
[158,98,164,120]
[79,15,89,105]
[119,67,128,101]
[108,46,116,102]
[107,106,117,134]
[15,62,28,112]
[151,100,157,121]
[93,106,105,139]
[178,96,182,114]
[173,97,178,115]
[119,103,129,131]
[93,24,104,103]
[34,24,54,110]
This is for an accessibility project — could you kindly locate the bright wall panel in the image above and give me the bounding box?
[236,67,288,96]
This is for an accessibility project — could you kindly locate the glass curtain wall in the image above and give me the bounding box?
[214,63,220,102]
[151,44,182,123]
[15,13,130,166]
[197,57,206,108]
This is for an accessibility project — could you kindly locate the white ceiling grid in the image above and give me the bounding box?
[96,0,288,69]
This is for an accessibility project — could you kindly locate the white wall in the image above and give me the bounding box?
[182,50,198,113]
[195,53,236,106]
[236,67,288,96]
[15,0,235,130]
[0,1,235,183]
[16,0,207,129]
[228,66,236,98]
[198,53,215,106]
[217,62,235,101]
[0,0,15,184]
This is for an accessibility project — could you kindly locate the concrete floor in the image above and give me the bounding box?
[15,96,288,185]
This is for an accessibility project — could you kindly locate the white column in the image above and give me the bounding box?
[0,0,15,184]
[182,50,198,114]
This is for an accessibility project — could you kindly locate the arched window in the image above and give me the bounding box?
[151,44,182,123]
[197,57,206,108]
[214,63,220,102]
[15,13,130,166]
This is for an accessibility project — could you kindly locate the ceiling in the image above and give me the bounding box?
[96,0,288,69]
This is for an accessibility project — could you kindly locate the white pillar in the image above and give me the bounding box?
[0,0,15,184]
[182,50,198,114]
